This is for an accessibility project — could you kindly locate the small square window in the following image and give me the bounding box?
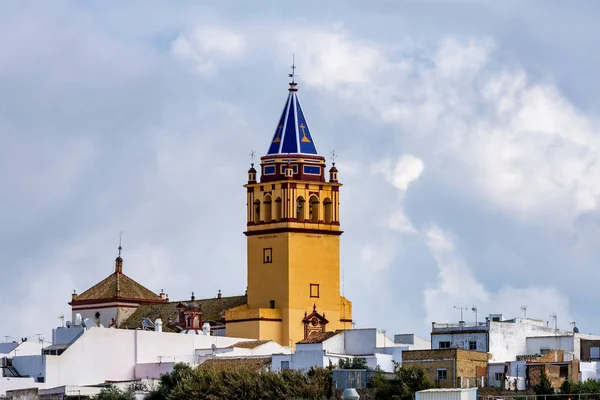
[439,341,451,349]
[540,347,551,355]
[494,372,504,382]
[437,369,447,381]
[263,248,272,263]
[281,360,290,370]
[469,341,477,350]
[591,347,600,359]
[310,284,320,298]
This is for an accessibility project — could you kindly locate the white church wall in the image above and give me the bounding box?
[71,305,124,328]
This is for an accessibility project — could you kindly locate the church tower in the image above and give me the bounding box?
[226,70,352,346]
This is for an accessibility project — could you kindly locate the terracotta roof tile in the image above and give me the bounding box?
[199,357,272,371]
[296,331,339,344]
[120,295,247,331]
[227,340,272,349]
[73,272,161,302]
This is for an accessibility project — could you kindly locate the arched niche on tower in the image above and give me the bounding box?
[309,195,320,222]
[274,197,282,221]
[264,195,272,223]
[253,200,261,224]
[296,196,306,220]
[323,198,333,223]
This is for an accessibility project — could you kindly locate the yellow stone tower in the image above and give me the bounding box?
[226,71,352,346]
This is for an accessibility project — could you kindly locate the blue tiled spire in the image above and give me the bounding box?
[267,81,318,156]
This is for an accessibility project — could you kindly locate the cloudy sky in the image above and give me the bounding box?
[2,0,600,341]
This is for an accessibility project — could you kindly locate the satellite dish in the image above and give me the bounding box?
[83,318,94,329]
[75,314,82,326]
[66,321,72,328]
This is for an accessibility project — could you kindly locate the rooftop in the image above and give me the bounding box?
[199,356,272,371]
[71,270,162,304]
[266,80,318,156]
[120,295,247,332]
[297,331,339,344]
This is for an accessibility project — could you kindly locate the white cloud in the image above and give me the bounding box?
[171,26,245,74]
[423,225,572,327]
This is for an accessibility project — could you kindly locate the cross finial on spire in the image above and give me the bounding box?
[249,150,255,167]
[289,54,297,84]
[118,231,123,256]
[330,150,338,166]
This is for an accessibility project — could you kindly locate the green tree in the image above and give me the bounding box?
[373,365,433,400]
[146,362,194,400]
[338,358,368,369]
[94,384,135,400]
[533,369,554,396]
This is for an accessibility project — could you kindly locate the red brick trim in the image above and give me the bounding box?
[71,303,140,310]
[69,297,166,306]
[245,228,343,236]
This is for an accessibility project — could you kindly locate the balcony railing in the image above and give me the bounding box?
[432,321,489,331]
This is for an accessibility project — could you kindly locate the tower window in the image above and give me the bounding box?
[296,197,305,220]
[323,198,333,223]
[263,248,273,263]
[309,195,319,222]
[310,284,320,298]
[253,200,261,223]
[269,300,275,309]
[264,196,272,223]
[274,198,282,221]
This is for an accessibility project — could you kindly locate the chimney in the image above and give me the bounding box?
[191,292,195,302]
[72,290,77,301]
[159,289,166,300]
[218,289,222,299]
[166,294,169,302]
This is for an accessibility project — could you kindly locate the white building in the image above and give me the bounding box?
[0,325,261,396]
[272,328,425,373]
[431,314,600,363]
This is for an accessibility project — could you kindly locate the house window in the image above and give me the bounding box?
[281,361,290,370]
[437,369,447,381]
[439,341,451,349]
[540,347,551,355]
[310,284,320,298]
[469,341,477,350]
[494,372,504,382]
[263,248,272,263]
[591,347,600,359]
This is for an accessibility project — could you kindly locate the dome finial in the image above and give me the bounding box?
[118,231,123,257]
[288,54,298,92]
[115,231,124,273]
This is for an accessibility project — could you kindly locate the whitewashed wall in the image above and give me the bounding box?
[0,377,37,396]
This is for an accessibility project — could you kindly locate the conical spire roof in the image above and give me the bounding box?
[266,82,318,156]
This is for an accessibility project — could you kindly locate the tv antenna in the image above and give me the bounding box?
[454,306,467,322]
[330,150,338,166]
[550,313,558,330]
[471,306,478,324]
[57,314,65,327]
[520,305,527,319]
